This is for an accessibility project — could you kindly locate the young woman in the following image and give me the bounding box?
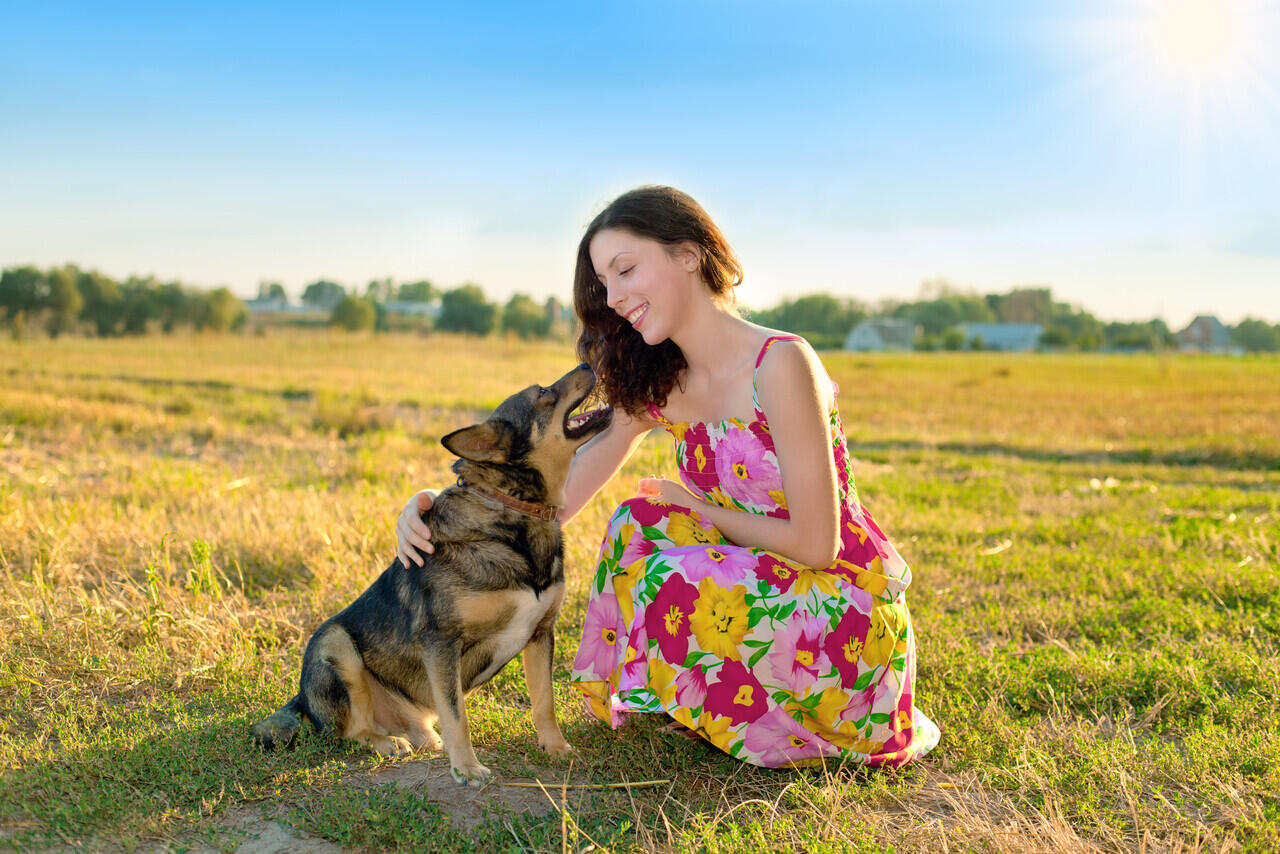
[397,186,939,768]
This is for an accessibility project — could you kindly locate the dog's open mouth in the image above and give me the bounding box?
[564,394,612,439]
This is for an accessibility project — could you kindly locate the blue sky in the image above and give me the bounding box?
[2,0,1277,325]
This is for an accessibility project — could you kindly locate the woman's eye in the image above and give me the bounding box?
[619,266,634,276]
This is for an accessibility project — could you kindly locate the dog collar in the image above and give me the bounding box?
[456,477,560,522]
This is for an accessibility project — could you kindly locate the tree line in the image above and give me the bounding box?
[0,266,567,340]
[746,282,1280,353]
[3,264,1277,352]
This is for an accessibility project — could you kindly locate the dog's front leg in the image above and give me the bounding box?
[523,621,572,758]
[425,644,490,786]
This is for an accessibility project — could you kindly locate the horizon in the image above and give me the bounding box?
[2,1,1278,329]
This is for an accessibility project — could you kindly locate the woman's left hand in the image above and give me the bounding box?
[637,476,697,510]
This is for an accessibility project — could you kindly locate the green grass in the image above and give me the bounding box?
[1,332,1277,852]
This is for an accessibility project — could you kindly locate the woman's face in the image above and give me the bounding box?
[589,227,700,346]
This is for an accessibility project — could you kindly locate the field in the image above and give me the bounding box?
[1,332,1277,853]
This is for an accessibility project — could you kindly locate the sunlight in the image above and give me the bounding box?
[1062,0,1280,163]
[1152,0,1238,75]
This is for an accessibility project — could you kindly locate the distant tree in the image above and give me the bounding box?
[990,287,1053,324]
[331,295,376,331]
[76,270,124,336]
[257,281,288,303]
[192,287,246,332]
[0,266,47,322]
[364,277,395,304]
[301,280,346,310]
[1039,326,1072,348]
[940,327,966,351]
[438,284,496,335]
[1231,318,1280,352]
[893,294,994,337]
[502,293,551,339]
[45,266,83,337]
[396,280,438,303]
[750,293,865,348]
[155,282,190,332]
[121,277,158,335]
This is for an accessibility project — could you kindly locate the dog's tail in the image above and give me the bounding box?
[251,694,306,751]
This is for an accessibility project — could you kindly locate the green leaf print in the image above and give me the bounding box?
[640,525,669,543]
[892,656,905,672]
[742,639,770,648]
[775,600,797,621]
[868,712,891,724]
[852,669,876,691]
[592,562,607,595]
[683,650,712,668]
[747,645,770,669]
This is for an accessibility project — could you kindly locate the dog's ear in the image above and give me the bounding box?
[441,421,510,463]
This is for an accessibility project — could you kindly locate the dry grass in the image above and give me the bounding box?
[1,333,1277,852]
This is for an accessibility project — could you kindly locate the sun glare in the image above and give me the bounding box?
[1150,0,1242,79]
[1065,0,1280,160]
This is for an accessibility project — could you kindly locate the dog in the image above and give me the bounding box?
[252,363,612,785]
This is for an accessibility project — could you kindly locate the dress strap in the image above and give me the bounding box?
[645,402,673,429]
[752,334,805,414]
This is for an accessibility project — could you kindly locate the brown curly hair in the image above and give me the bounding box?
[573,186,743,417]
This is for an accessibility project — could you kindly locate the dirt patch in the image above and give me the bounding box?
[146,758,583,853]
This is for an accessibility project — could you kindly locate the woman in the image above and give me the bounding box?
[398,186,939,768]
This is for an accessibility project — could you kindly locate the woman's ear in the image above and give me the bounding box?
[674,241,702,273]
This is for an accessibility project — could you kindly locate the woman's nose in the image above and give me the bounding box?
[605,281,624,309]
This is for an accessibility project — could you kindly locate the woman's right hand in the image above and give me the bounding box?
[396,489,437,567]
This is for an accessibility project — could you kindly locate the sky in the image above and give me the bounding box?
[2,0,1278,327]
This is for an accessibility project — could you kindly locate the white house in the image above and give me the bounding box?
[1176,315,1234,353]
[844,318,917,351]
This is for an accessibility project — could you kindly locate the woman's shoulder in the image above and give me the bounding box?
[751,331,834,409]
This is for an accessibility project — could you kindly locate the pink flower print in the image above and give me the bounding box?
[675,664,708,708]
[742,706,827,766]
[840,520,881,566]
[677,544,755,587]
[713,427,779,508]
[575,593,623,680]
[618,623,649,692]
[765,611,831,692]
[621,497,671,528]
[644,574,699,664]
[748,418,772,449]
[822,605,872,690]
[704,659,768,726]
[841,670,893,724]
[754,554,798,594]
[620,531,657,569]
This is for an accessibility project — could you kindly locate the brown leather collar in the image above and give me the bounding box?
[456,477,560,522]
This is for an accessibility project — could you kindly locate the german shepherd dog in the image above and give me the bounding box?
[252,363,612,785]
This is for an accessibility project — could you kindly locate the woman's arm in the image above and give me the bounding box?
[642,340,840,568]
[560,407,653,523]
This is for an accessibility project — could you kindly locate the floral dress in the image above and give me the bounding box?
[570,335,940,768]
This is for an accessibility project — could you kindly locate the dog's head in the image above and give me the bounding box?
[441,363,613,503]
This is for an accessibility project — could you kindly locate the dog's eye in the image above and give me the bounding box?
[538,387,551,398]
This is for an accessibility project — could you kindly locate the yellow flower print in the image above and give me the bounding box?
[666,512,718,547]
[612,557,647,624]
[792,565,840,596]
[694,443,708,472]
[855,557,889,597]
[895,709,913,732]
[789,686,848,728]
[695,709,738,752]
[845,521,868,545]
[768,489,788,510]
[861,604,903,668]
[689,577,750,660]
[670,422,688,442]
[648,656,678,707]
[707,487,737,509]
[850,737,885,755]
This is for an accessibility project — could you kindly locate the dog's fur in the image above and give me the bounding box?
[251,363,612,785]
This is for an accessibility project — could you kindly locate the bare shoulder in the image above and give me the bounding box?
[755,336,835,412]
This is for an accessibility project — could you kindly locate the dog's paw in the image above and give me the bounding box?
[410,728,443,752]
[450,762,493,787]
[370,735,414,758]
[539,737,575,759]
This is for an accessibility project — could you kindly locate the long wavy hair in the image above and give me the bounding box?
[573,186,743,417]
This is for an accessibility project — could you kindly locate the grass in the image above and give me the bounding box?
[1,331,1277,852]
